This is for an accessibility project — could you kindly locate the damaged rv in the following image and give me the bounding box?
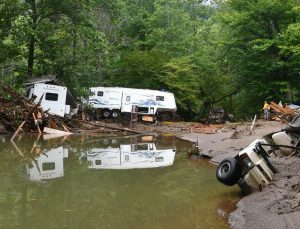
[25,77,77,117]
[88,87,177,118]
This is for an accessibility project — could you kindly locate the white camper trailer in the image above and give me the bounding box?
[28,83,71,117]
[88,87,177,118]
[87,143,176,169]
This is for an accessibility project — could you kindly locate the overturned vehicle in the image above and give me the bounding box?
[216,115,300,195]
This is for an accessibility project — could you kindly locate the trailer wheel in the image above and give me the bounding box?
[103,110,110,118]
[216,157,242,186]
[111,110,120,118]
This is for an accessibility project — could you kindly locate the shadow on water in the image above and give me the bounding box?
[0,134,239,229]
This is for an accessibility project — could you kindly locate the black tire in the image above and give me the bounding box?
[102,110,110,118]
[111,110,120,119]
[216,157,242,186]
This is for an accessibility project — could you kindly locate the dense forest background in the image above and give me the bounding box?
[0,0,300,120]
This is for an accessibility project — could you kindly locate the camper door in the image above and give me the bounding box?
[121,92,156,114]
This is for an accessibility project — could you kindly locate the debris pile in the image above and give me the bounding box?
[270,102,299,122]
[0,84,71,135]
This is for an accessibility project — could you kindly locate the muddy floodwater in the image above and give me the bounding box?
[0,134,239,229]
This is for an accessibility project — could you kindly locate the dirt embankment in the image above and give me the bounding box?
[157,120,300,229]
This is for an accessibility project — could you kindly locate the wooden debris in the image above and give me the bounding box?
[32,113,41,133]
[43,127,72,136]
[10,121,26,141]
[269,101,298,123]
[0,84,73,135]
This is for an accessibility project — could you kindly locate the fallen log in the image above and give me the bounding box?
[74,119,144,134]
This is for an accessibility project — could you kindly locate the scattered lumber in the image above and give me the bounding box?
[0,84,72,136]
[1,84,44,132]
[269,101,299,122]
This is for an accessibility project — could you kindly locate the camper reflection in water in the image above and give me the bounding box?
[87,143,176,169]
[27,146,68,181]
[26,140,176,181]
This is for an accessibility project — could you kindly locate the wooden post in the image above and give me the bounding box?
[250,115,257,135]
[32,113,41,134]
[10,121,26,141]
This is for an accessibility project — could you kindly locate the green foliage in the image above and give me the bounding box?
[216,0,300,116]
[1,0,300,120]
[109,49,168,89]
[159,57,201,117]
[0,0,111,97]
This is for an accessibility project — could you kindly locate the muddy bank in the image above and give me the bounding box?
[229,153,300,229]
[167,120,300,229]
[176,120,284,163]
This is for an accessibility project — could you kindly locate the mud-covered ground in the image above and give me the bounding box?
[161,120,300,229]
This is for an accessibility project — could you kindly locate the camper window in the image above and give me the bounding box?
[126,96,130,102]
[137,144,148,151]
[45,93,58,101]
[42,162,55,171]
[95,160,102,165]
[97,91,104,96]
[156,96,164,101]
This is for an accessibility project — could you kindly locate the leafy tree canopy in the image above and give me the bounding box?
[1,0,300,120]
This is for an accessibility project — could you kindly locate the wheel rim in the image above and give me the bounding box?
[112,112,118,118]
[103,111,110,117]
[220,162,230,175]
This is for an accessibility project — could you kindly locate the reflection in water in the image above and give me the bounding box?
[87,143,176,169]
[23,136,176,181]
[27,146,68,181]
[0,134,238,229]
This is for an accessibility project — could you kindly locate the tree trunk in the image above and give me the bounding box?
[27,35,35,78]
[27,0,37,78]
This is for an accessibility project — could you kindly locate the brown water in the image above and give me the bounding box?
[0,134,239,229]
